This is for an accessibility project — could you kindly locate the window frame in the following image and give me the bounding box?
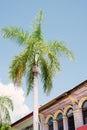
[56,113,63,130]
[67,108,75,130]
[82,100,87,125]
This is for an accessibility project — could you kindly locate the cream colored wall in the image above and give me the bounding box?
[12,116,33,130]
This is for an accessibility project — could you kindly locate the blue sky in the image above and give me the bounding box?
[0,0,87,121]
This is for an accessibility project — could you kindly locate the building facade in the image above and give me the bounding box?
[12,80,87,130]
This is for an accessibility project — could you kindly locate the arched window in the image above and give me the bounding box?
[82,100,87,124]
[56,113,63,130]
[48,117,53,130]
[67,108,75,130]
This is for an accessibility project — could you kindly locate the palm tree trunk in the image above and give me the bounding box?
[33,64,40,130]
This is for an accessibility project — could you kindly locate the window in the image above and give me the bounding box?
[56,113,63,130]
[67,108,75,130]
[48,117,53,130]
[82,100,87,124]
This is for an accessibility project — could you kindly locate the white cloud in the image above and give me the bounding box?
[0,82,30,123]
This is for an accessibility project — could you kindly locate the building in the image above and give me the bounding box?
[11,80,87,130]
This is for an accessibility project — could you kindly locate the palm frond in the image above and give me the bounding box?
[0,96,13,111]
[0,105,11,124]
[39,56,54,94]
[48,52,61,72]
[0,96,13,124]
[50,41,75,60]
[26,63,34,95]
[1,27,30,45]
[44,44,61,71]
[30,10,43,42]
[9,49,28,85]
[38,43,61,73]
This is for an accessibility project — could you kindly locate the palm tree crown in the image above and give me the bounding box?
[1,10,74,95]
[0,96,13,125]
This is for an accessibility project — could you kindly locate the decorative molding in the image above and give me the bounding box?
[63,104,72,116]
[54,109,63,119]
[45,114,53,123]
[78,96,87,108]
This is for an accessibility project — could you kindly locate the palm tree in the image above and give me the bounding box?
[0,124,13,130]
[1,10,74,130]
[0,96,13,126]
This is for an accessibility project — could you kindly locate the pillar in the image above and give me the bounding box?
[63,115,68,130]
[53,119,57,130]
[40,118,45,130]
[73,103,83,129]
[44,123,48,130]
